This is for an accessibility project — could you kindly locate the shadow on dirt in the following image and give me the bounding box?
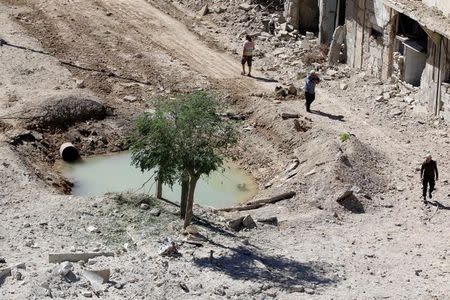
[428,200,450,210]
[250,75,278,83]
[311,110,345,122]
[193,245,339,288]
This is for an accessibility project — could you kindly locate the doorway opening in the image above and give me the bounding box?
[394,14,428,86]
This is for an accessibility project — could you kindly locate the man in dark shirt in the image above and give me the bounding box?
[421,154,438,203]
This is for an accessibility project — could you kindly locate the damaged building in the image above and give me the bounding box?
[284,0,450,119]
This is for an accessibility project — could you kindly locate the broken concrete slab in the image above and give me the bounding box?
[83,269,110,285]
[48,252,114,263]
[256,217,278,226]
[281,112,299,119]
[0,262,26,279]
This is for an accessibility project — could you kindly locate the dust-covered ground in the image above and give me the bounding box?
[0,0,450,299]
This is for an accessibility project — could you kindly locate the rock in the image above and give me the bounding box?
[149,208,161,216]
[86,225,100,233]
[291,285,305,293]
[287,84,298,96]
[305,31,314,40]
[159,238,180,257]
[199,4,209,16]
[275,86,288,97]
[390,109,402,117]
[375,95,384,102]
[383,92,391,100]
[123,95,138,102]
[242,215,257,229]
[228,217,244,231]
[76,79,86,88]
[179,282,189,293]
[404,96,415,104]
[239,3,253,11]
[11,268,23,280]
[304,169,316,176]
[184,225,199,235]
[340,83,348,90]
[57,262,74,277]
[0,257,5,264]
[82,291,93,298]
[140,203,150,210]
[336,188,364,213]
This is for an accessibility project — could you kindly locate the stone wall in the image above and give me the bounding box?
[284,0,319,32]
[345,0,393,79]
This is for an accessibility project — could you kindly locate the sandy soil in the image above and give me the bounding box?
[0,0,449,299]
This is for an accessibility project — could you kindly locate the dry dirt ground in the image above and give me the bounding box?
[0,0,450,299]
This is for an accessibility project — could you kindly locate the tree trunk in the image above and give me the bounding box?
[180,176,189,219]
[183,175,199,228]
[155,179,163,199]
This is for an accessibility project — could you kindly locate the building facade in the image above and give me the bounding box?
[285,0,450,119]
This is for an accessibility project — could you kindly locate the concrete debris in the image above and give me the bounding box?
[82,291,93,298]
[328,25,346,65]
[242,215,257,229]
[140,203,150,210]
[48,252,114,263]
[199,4,209,16]
[76,79,86,88]
[0,262,26,280]
[123,95,138,102]
[281,112,299,120]
[340,83,348,90]
[83,269,111,285]
[228,215,256,231]
[336,188,365,213]
[256,217,278,226]
[159,238,180,257]
[287,84,297,95]
[238,4,253,11]
[57,261,74,277]
[11,268,23,280]
[86,225,100,233]
[149,208,161,216]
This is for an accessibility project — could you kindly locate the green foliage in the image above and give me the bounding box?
[339,132,350,142]
[127,90,237,192]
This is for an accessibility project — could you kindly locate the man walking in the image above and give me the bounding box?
[304,70,321,112]
[421,154,438,203]
[241,35,255,77]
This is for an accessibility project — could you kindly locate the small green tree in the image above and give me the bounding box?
[128,91,237,228]
[128,109,178,199]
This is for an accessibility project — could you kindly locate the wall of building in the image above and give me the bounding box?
[284,0,320,32]
[422,0,450,16]
[345,0,394,79]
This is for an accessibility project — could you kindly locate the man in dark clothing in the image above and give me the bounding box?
[304,70,321,112]
[421,154,438,203]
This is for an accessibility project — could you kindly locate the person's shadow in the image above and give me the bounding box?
[427,200,450,210]
[311,110,345,122]
[249,75,278,83]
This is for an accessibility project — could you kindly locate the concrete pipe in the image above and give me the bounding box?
[59,142,79,162]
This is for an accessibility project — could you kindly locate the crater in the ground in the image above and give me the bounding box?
[62,151,258,208]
